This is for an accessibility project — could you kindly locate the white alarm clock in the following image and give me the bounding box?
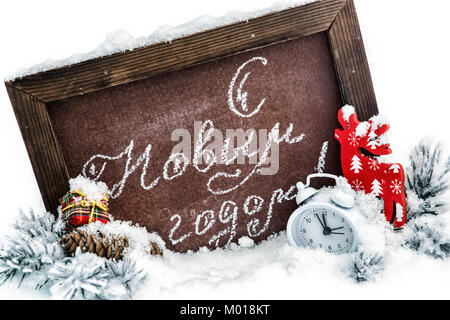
[287,173,360,254]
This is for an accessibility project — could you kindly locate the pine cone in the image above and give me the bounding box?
[60,229,129,260]
[60,228,163,260]
[150,241,163,256]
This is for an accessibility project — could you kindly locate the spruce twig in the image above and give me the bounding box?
[350,251,384,283]
[406,139,450,221]
[404,221,450,260]
[0,210,64,287]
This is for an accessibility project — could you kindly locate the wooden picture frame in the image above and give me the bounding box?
[4,0,377,214]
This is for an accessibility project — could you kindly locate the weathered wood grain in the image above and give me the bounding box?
[5,84,69,211]
[328,0,378,121]
[7,0,346,102]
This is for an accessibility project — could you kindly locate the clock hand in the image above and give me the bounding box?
[330,232,345,235]
[320,214,335,236]
[322,214,328,228]
[331,227,344,231]
[315,214,325,229]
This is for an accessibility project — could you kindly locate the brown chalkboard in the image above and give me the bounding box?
[5,0,378,252]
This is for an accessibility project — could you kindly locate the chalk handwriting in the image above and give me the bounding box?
[228,57,268,118]
[167,183,299,246]
[82,140,160,199]
[206,122,305,195]
[316,141,329,173]
[81,55,330,248]
[169,214,192,245]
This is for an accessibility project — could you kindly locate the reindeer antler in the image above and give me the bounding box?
[365,117,392,156]
[374,123,390,137]
[335,105,360,142]
[335,106,393,155]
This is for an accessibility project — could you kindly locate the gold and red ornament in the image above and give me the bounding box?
[60,190,110,226]
[58,176,163,260]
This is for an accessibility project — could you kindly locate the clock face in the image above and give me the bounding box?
[288,205,357,254]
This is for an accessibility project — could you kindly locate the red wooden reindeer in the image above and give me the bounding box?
[334,105,406,228]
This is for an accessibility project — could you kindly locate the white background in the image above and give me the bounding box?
[0,0,449,299]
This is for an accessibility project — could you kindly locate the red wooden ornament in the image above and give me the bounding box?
[334,106,406,228]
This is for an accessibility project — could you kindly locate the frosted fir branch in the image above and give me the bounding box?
[0,207,148,298]
[403,221,450,260]
[0,236,63,287]
[48,251,109,300]
[0,210,64,287]
[13,209,64,241]
[48,249,148,300]
[405,138,450,221]
[349,251,384,283]
[104,258,148,300]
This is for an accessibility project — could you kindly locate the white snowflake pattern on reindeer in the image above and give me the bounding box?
[347,132,360,147]
[352,179,364,192]
[368,158,380,171]
[390,179,403,195]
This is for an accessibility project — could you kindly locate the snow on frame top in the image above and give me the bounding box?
[7,0,317,81]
